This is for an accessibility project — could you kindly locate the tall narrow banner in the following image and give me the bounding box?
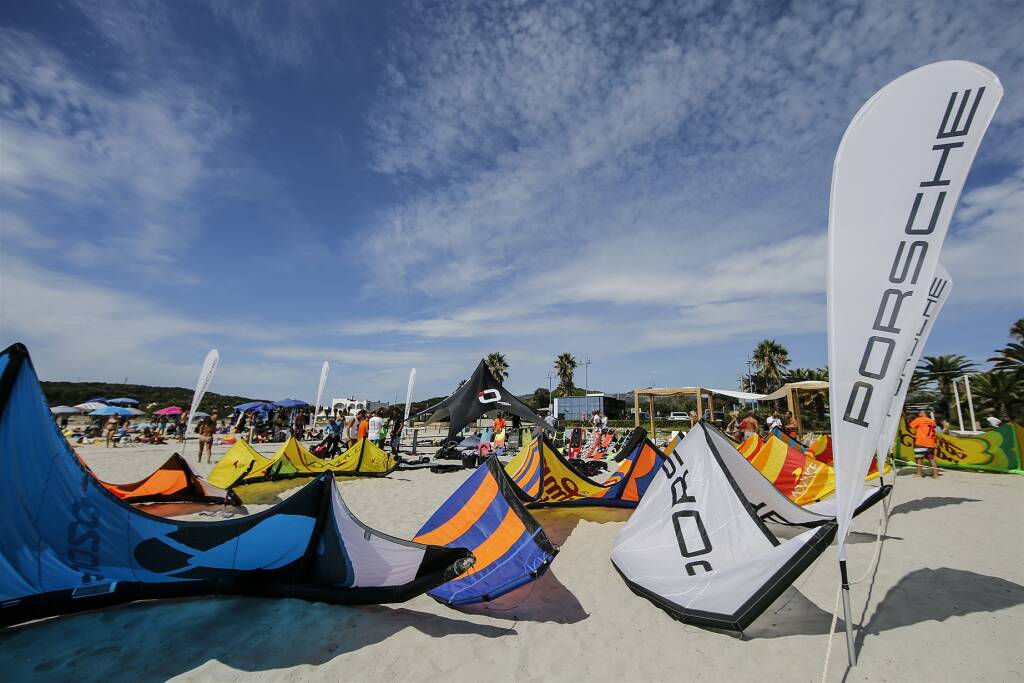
[185,349,219,450]
[875,265,953,473]
[313,361,330,430]
[404,368,417,421]
[827,61,1001,555]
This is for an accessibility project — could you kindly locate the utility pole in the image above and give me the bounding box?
[584,357,592,415]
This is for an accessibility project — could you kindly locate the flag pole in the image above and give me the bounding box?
[839,556,857,666]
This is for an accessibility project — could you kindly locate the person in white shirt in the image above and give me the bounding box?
[765,410,783,433]
[368,411,384,442]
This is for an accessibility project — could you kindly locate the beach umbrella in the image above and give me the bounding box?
[50,406,80,415]
[89,406,134,417]
[235,401,271,412]
[74,401,107,411]
[124,407,145,416]
[193,411,210,418]
[85,397,108,403]
[272,398,308,409]
[107,397,139,405]
[154,406,184,416]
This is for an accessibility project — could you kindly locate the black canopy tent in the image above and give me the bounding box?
[415,360,554,439]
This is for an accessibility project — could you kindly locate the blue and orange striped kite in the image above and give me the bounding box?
[414,458,557,605]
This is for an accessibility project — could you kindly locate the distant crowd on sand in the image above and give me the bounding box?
[57,404,407,465]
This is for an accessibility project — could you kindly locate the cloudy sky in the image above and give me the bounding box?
[1,1,1022,403]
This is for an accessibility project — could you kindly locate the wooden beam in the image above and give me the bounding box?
[649,395,656,439]
[634,390,640,428]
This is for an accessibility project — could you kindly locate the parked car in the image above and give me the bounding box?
[667,412,692,422]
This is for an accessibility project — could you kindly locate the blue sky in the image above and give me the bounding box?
[1,1,1022,403]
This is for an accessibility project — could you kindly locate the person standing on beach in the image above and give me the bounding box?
[345,413,358,448]
[105,416,119,448]
[740,411,759,440]
[765,410,782,434]
[909,410,939,478]
[357,410,370,442]
[368,410,383,446]
[324,417,342,456]
[784,411,799,439]
[197,417,215,463]
[389,415,404,455]
[726,411,742,441]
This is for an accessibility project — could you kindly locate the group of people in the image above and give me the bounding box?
[725,409,799,442]
[319,407,405,458]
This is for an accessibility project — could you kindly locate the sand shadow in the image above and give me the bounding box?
[857,567,1024,647]
[452,568,589,624]
[443,507,629,625]
[890,497,980,516]
[744,587,848,639]
[1,598,510,681]
[530,507,633,547]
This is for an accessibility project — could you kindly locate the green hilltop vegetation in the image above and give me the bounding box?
[41,381,266,416]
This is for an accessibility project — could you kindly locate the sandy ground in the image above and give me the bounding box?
[1,439,1022,682]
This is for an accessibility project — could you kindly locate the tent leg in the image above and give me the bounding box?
[840,559,857,666]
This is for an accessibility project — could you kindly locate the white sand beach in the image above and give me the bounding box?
[1,440,1022,682]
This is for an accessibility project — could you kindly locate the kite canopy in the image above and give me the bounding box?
[414,457,557,605]
[695,422,889,527]
[807,435,834,465]
[737,434,763,458]
[208,439,275,489]
[611,420,837,632]
[506,430,664,508]
[0,343,473,628]
[211,437,396,488]
[86,453,241,506]
[415,360,553,438]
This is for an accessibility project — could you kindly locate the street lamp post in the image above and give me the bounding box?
[584,357,592,413]
[547,372,554,419]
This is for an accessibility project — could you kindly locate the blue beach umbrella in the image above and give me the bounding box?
[106,398,139,405]
[89,406,135,417]
[272,399,308,409]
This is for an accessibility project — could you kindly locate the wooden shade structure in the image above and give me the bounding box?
[633,380,829,439]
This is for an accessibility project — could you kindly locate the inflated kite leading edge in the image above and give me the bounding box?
[0,343,473,628]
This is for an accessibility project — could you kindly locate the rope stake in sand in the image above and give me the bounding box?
[184,349,218,458]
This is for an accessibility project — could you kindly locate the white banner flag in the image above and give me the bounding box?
[185,349,219,442]
[404,368,417,421]
[827,61,1001,555]
[313,361,330,430]
[875,265,953,472]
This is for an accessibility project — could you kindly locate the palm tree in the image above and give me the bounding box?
[485,352,509,382]
[752,339,791,393]
[784,367,828,382]
[917,354,976,418]
[971,371,1023,422]
[554,353,578,394]
[1010,318,1024,342]
[989,342,1024,380]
